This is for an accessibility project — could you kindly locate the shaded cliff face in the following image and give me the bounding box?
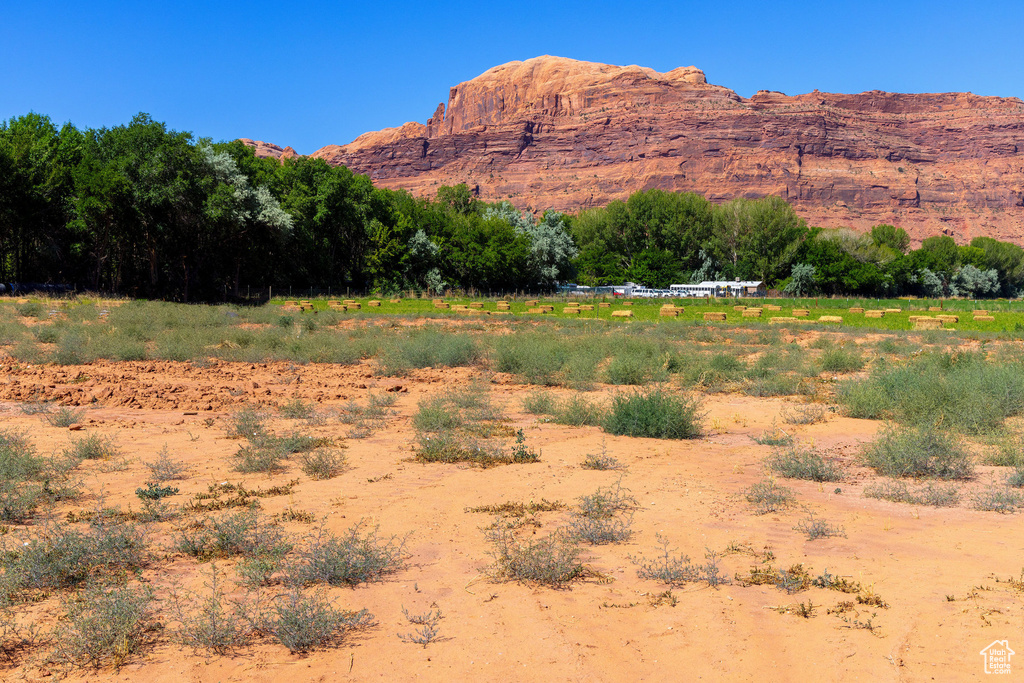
[250,56,1024,243]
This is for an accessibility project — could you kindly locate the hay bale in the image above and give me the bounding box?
[622,301,634,306]
[579,305,595,311]
[611,310,634,318]
[928,306,942,312]
[346,303,361,310]
[389,298,401,304]
[764,304,782,311]
[865,310,885,318]
[432,299,443,305]
[344,300,357,305]
[849,307,865,314]
[434,302,450,309]
[659,308,679,317]
[818,316,843,324]
[884,308,902,314]
[539,305,554,312]
[974,310,990,316]
[564,308,582,315]
[741,308,762,318]
[368,300,382,307]
[469,302,484,309]
[496,302,511,310]
[733,305,747,311]
[599,302,611,308]
[792,309,809,317]
[974,315,996,321]
[769,317,798,324]
[936,315,959,323]
[490,311,512,316]
[524,300,539,306]
[914,318,943,330]
[703,312,727,321]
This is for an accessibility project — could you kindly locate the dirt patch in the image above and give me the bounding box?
[0,363,1019,681]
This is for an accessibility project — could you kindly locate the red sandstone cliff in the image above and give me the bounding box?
[245,56,1024,243]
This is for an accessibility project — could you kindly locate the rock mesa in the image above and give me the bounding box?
[246,56,1024,243]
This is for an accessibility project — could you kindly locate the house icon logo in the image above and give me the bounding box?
[980,640,1014,674]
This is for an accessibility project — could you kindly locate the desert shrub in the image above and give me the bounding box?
[226,407,269,439]
[862,480,961,507]
[741,375,803,397]
[145,445,189,481]
[780,404,827,425]
[818,346,865,373]
[971,488,1023,513]
[0,430,43,481]
[279,398,316,420]
[258,430,329,454]
[16,302,43,318]
[491,333,571,385]
[287,522,408,587]
[575,480,637,519]
[552,393,603,427]
[752,422,793,446]
[631,535,729,587]
[413,396,464,432]
[1,517,148,599]
[398,606,444,647]
[861,424,974,480]
[745,479,796,514]
[1008,467,1024,488]
[299,448,347,480]
[262,589,374,653]
[171,564,248,654]
[486,525,585,587]
[51,583,155,670]
[794,515,846,540]
[837,351,1024,433]
[52,331,91,365]
[767,445,843,482]
[568,513,633,544]
[377,329,482,375]
[985,434,1024,467]
[523,391,556,415]
[605,347,666,385]
[64,433,120,461]
[569,480,636,544]
[581,443,624,470]
[0,431,80,521]
[233,443,286,474]
[47,406,85,428]
[416,428,538,467]
[603,388,703,439]
[176,508,291,562]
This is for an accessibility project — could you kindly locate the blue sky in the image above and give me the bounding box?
[3,0,1022,153]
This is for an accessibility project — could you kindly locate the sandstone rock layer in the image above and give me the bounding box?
[250,56,1024,243]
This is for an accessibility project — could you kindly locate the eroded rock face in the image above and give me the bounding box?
[245,56,1024,243]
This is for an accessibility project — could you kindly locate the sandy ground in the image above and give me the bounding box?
[1,360,1022,682]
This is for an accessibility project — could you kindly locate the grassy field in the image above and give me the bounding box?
[272,294,1024,334]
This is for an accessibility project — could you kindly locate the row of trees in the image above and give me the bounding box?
[3,112,1023,300]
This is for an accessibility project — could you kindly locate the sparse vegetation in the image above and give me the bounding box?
[287,522,408,587]
[51,582,156,670]
[603,388,703,439]
[486,525,586,587]
[767,444,843,482]
[794,514,847,540]
[861,423,974,480]
[745,479,796,514]
[863,480,962,507]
